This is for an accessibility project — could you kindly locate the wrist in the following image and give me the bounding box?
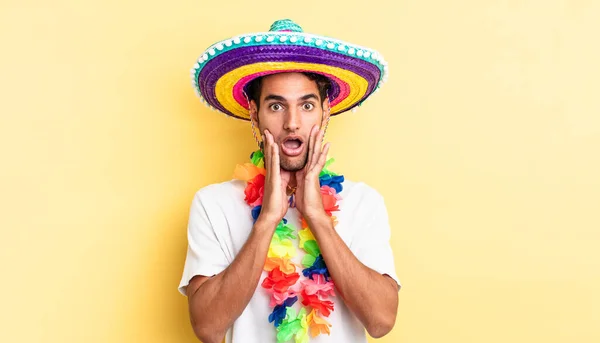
[302,211,332,230]
[255,215,280,232]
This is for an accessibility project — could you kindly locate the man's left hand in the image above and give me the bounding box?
[295,125,330,221]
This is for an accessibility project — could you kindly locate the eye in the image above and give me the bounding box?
[269,103,283,111]
[302,103,315,111]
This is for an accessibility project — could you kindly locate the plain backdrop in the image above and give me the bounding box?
[1,0,599,342]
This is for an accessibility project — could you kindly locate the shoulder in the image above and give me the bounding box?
[340,179,385,205]
[194,179,245,200]
[191,179,247,212]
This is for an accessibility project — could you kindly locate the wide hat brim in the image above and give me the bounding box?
[191,20,389,121]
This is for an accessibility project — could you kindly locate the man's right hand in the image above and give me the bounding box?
[256,130,290,228]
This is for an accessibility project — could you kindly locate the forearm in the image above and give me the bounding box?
[189,219,275,342]
[306,214,398,338]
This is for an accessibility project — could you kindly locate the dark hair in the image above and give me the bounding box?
[245,72,331,111]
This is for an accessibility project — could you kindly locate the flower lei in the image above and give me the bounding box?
[233,150,345,343]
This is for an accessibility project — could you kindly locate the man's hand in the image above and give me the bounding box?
[257,129,291,227]
[295,125,330,221]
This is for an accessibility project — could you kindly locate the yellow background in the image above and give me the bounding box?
[1,0,599,342]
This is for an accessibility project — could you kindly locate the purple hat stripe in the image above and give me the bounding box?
[198,46,381,117]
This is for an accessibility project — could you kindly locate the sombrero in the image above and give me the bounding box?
[190,19,388,121]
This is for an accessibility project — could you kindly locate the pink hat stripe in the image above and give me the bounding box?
[232,70,350,109]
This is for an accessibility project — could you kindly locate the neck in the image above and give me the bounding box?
[286,171,297,196]
[288,172,297,188]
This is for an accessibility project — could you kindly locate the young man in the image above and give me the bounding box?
[179,19,400,343]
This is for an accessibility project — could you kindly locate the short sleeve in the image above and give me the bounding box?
[351,190,401,290]
[178,190,230,296]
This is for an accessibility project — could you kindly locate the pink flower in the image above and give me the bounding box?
[301,274,335,298]
[320,186,340,215]
[267,289,298,307]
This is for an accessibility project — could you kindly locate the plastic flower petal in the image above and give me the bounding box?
[233,162,266,181]
[251,205,261,222]
[303,240,321,257]
[244,174,265,207]
[276,307,307,343]
[268,235,296,259]
[298,228,315,249]
[275,222,296,240]
[320,186,340,215]
[295,313,309,343]
[269,296,297,327]
[301,274,335,298]
[320,185,339,197]
[301,289,334,316]
[319,174,345,194]
[307,309,332,337]
[330,215,338,226]
[268,289,298,307]
[262,267,300,293]
[301,254,316,268]
[250,150,265,168]
[264,257,296,274]
[319,157,338,177]
[300,217,309,229]
[302,255,330,280]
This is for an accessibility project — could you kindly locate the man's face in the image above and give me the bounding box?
[250,73,330,172]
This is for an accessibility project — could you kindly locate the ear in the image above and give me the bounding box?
[249,100,259,123]
[321,98,331,127]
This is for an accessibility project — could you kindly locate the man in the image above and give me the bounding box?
[179,19,400,343]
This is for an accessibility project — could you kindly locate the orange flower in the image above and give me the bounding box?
[300,217,309,229]
[307,309,332,337]
[264,257,296,274]
[233,163,265,181]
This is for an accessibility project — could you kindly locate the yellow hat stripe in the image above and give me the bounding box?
[214,62,369,120]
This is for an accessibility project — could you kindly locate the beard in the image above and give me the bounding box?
[279,149,309,172]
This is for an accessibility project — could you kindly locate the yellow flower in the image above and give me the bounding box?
[298,228,315,249]
[268,235,296,258]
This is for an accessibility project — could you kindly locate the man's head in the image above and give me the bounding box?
[247,72,331,172]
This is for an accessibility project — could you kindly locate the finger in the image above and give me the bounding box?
[306,125,318,169]
[266,130,276,174]
[310,127,324,170]
[272,141,281,184]
[263,130,271,178]
[314,142,330,173]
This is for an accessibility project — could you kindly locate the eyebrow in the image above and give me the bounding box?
[299,94,319,101]
[262,93,320,103]
[263,95,286,102]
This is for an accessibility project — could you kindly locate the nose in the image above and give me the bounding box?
[283,107,300,132]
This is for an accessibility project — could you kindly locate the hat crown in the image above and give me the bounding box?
[269,19,303,32]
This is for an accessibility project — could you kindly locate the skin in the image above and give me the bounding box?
[186,73,399,343]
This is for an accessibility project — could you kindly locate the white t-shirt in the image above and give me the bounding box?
[178,179,400,343]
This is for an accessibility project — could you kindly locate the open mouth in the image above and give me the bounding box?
[280,136,305,157]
